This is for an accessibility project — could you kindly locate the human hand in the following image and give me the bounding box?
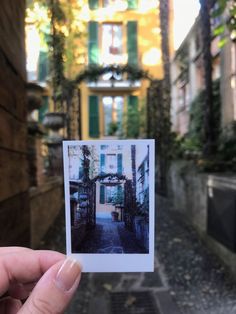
[0,247,81,313]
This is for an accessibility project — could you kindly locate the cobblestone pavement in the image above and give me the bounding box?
[77,218,147,254]
[39,196,236,314]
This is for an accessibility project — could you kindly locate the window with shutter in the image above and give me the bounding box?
[100,154,105,173]
[100,185,105,204]
[38,96,48,123]
[101,23,123,65]
[89,95,99,138]
[127,21,138,65]
[38,51,48,82]
[127,95,139,138]
[117,153,122,174]
[127,0,138,10]
[88,21,99,64]
[88,0,99,10]
[79,166,84,179]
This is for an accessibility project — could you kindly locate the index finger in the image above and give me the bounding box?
[0,247,31,256]
[0,250,65,296]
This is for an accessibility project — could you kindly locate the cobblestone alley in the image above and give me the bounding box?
[39,196,236,314]
[75,218,147,254]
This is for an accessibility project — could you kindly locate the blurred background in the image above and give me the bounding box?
[0,0,236,313]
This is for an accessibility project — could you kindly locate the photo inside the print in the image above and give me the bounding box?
[67,142,151,254]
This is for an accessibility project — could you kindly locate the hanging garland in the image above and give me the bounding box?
[92,173,127,183]
[74,64,153,84]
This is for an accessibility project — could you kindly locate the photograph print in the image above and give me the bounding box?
[63,140,154,272]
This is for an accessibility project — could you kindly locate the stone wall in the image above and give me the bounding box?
[30,177,64,248]
[168,160,208,234]
[0,1,30,246]
[168,160,236,278]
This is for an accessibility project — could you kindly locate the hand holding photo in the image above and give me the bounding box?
[63,139,155,272]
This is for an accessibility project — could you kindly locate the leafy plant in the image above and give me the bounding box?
[112,187,124,206]
[108,121,118,136]
[212,0,236,45]
[218,121,236,161]
[187,79,221,152]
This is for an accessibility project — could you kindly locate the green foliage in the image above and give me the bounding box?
[218,122,236,161]
[212,0,236,44]
[112,187,124,206]
[126,106,140,139]
[26,0,84,113]
[189,79,221,149]
[172,79,221,158]
[75,64,152,84]
[108,121,118,136]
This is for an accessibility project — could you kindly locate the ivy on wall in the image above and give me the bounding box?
[172,79,236,171]
[188,79,221,152]
[173,79,221,158]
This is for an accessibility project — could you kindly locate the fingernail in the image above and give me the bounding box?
[55,258,81,292]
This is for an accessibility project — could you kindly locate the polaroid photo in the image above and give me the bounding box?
[63,139,155,272]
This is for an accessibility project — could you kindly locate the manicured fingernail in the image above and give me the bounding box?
[55,258,81,292]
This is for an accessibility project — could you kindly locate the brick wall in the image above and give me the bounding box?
[0,0,30,246]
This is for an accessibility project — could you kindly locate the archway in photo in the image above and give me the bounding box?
[91,173,136,230]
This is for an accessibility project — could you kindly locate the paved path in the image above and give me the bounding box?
[77,218,147,254]
[157,197,236,314]
[39,204,180,314]
[39,195,236,314]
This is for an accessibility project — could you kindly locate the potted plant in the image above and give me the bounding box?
[108,121,119,136]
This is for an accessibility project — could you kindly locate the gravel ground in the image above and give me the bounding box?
[157,197,236,314]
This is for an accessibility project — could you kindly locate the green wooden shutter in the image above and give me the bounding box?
[88,0,99,10]
[100,185,105,204]
[127,21,138,65]
[128,95,138,110]
[117,185,123,204]
[38,51,48,81]
[89,95,99,138]
[117,154,122,174]
[88,21,99,64]
[79,166,84,179]
[38,96,48,123]
[127,0,138,9]
[100,153,105,172]
[127,95,139,138]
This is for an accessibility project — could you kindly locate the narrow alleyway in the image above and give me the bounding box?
[39,197,236,314]
[77,218,147,254]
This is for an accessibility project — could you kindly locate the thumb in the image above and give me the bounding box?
[18,258,81,314]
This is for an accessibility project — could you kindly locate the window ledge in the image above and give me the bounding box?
[87,80,141,91]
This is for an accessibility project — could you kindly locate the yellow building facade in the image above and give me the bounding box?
[74,0,173,140]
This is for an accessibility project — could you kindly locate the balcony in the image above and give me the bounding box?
[87,70,141,91]
[87,79,141,91]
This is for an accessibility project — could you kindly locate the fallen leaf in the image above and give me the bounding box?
[184,274,191,281]
[103,283,112,291]
[124,295,137,307]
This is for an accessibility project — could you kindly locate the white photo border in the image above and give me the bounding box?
[63,139,155,272]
